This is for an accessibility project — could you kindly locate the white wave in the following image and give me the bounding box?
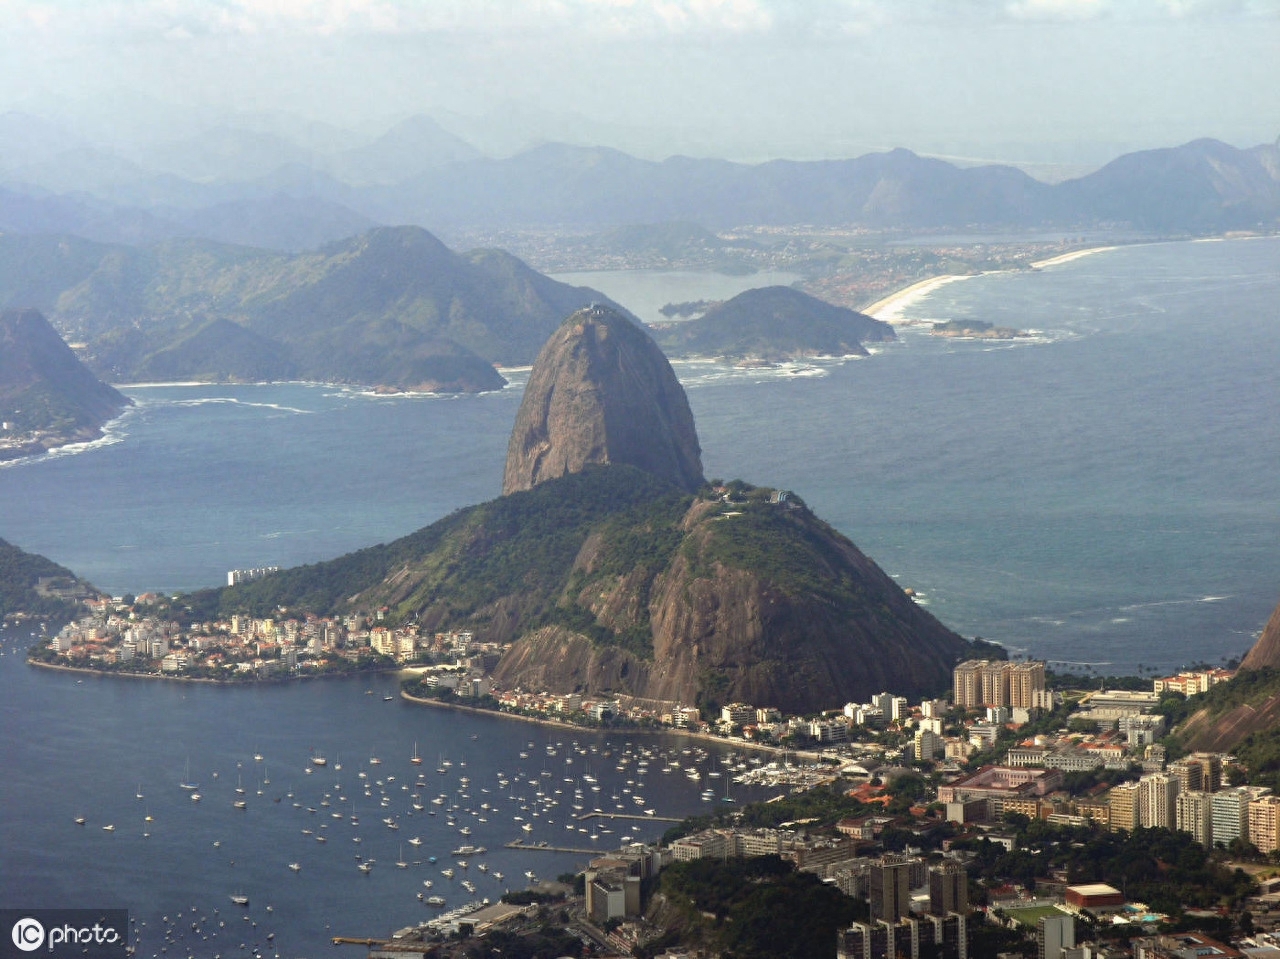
[867,273,983,323]
[1118,596,1214,612]
[669,357,844,389]
[165,397,312,414]
[0,406,136,470]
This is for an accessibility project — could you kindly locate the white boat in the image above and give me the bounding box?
[179,758,200,791]
[357,862,372,874]
[311,753,327,767]
[102,824,115,832]
[426,896,445,906]
[230,894,249,907]
[441,867,454,878]
[411,743,423,765]
[288,863,301,873]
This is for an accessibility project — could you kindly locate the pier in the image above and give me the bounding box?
[574,811,682,823]
[504,838,604,854]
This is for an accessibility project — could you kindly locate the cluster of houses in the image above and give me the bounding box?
[41,597,497,677]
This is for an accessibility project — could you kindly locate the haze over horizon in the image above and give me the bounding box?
[1,0,1277,172]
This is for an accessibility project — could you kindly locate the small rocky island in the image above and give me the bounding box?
[651,285,895,364]
[930,318,1028,339]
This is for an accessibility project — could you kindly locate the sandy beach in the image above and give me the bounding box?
[864,245,1121,323]
[864,274,979,323]
[1029,246,1116,269]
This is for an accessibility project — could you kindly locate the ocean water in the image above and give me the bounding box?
[1,237,1278,948]
[0,237,1276,672]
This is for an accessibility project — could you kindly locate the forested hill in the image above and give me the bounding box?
[0,226,629,392]
[652,286,895,362]
[0,537,94,618]
[182,465,977,714]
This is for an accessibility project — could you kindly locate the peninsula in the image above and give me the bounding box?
[0,307,131,461]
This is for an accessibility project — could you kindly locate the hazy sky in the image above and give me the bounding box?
[1,0,1277,164]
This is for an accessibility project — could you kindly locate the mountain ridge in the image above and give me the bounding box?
[0,226,634,392]
[3,126,1277,244]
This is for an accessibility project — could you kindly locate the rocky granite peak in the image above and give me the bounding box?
[502,305,704,495]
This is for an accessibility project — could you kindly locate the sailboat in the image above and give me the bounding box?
[411,743,423,766]
[396,844,408,869]
[179,759,200,791]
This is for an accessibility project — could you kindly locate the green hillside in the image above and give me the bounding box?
[654,285,894,362]
[0,537,91,618]
[0,227,628,391]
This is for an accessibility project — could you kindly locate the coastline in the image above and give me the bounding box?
[1029,246,1117,269]
[864,274,980,323]
[863,244,1121,324]
[26,657,401,685]
[399,687,837,764]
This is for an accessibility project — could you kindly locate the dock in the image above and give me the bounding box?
[575,811,682,823]
[504,838,603,854]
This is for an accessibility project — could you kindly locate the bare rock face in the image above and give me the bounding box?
[502,306,704,495]
[1240,598,1280,670]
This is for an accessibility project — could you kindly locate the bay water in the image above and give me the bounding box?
[1,236,1279,950]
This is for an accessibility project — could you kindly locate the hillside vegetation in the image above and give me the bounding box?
[180,466,974,713]
[653,285,894,362]
[0,537,91,619]
[0,227,626,391]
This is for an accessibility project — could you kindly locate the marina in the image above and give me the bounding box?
[0,639,777,959]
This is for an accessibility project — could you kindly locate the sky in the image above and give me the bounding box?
[0,0,1277,165]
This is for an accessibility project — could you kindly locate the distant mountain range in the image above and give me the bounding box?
[0,227,629,391]
[1,107,1276,246]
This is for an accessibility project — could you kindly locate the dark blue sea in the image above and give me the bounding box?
[1,236,1278,950]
